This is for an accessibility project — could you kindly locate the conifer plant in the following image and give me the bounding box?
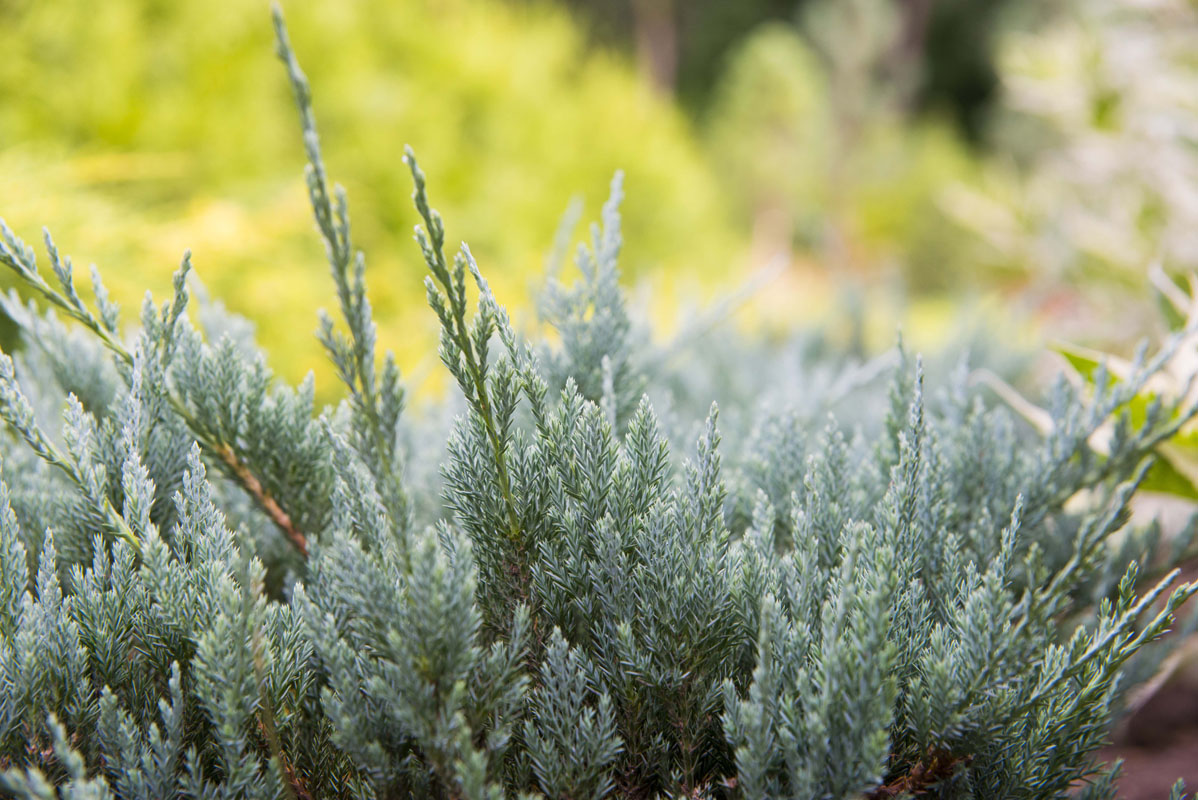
[0,7,1195,799]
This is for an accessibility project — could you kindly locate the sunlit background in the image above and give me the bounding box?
[1,0,1194,392]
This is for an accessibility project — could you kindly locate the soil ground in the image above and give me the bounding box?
[1099,682,1198,799]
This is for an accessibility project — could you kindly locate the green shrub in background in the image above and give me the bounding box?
[0,9,1196,798]
[703,7,989,293]
[0,0,738,395]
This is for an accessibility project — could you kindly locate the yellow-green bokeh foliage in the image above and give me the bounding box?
[0,0,740,396]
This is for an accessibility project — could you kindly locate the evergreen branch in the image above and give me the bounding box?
[405,150,523,547]
[251,625,310,800]
[272,4,409,531]
[0,353,139,549]
[0,226,131,367]
[0,226,309,556]
[215,443,306,557]
[1030,568,1196,706]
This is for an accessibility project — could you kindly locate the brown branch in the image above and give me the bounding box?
[866,749,971,799]
[215,444,307,557]
[256,716,313,800]
[252,622,313,800]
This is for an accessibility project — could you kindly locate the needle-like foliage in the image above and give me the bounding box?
[0,7,1194,799]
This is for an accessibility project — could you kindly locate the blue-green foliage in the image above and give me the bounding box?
[0,7,1194,800]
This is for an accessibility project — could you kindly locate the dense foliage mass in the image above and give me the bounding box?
[0,9,1195,799]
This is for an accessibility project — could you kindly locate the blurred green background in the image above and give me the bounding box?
[2,0,1195,397]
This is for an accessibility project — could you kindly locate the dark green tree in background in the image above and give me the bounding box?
[551,0,1009,141]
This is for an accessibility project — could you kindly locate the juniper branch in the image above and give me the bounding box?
[273,4,409,532]
[405,151,523,547]
[0,229,308,555]
[0,353,138,549]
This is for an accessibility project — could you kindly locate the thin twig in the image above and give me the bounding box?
[216,444,307,557]
[252,625,312,800]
